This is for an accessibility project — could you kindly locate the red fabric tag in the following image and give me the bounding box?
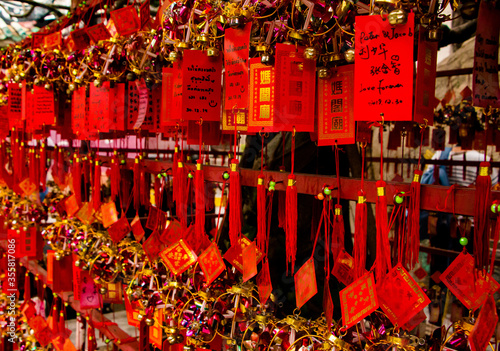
[8,83,23,129]
[198,243,225,285]
[24,90,34,132]
[171,61,184,124]
[140,0,151,29]
[376,264,431,328]
[127,80,148,130]
[187,120,221,145]
[323,282,334,331]
[44,31,62,49]
[354,13,415,121]
[161,220,183,246]
[149,308,163,349]
[340,272,379,328]
[32,86,55,127]
[142,84,161,132]
[89,82,111,134]
[160,67,175,129]
[274,44,316,132]
[469,295,498,351]
[108,216,132,243]
[110,6,140,36]
[76,202,95,225]
[222,108,249,134]
[110,83,126,131]
[47,250,54,283]
[224,22,252,108]
[131,215,145,241]
[403,309,427,331]
[248,58,275,133]
[242,241,257,282]
[431,271,441,284]
[32,33,45,49]
[332,249,357,286]
[414,267,427,281]
[72,87,87,139]
[146,206,166,230]
[414,28,437,124]
[224,237,264,273]
[142,230,166,261]
[79,271,101,309]
[472,1,500,108]
[65,195,79,217]
[356,121,373,144]
[29,316,54,346]
[181,51,222,121]
[103,282,123,304]
[441,251,500,310]
[21,226,38,258]
[69,29,90,51]
[124,292,142,327]
[52,255,73,293]
[185,224,211,255]
[73,255,82,301]
[86,23,111,43]
[18,178,36,197]
[101,202,118,228]
[257,260,272,306]
[160,239,198,275]
[318,65,355,145]
[294,258,318,308]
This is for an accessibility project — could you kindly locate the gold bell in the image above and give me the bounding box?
[74,260,81,267]
[317,67,331,79]
[99,287,108,295]
[328,53,344,63]
[54,252,62,261]
[344,48,355,63]
[260,53,273,65]
[255,44,267,52]
[427,27,442,42]
[229,16,244,28]
[388,8,408,26]
[169,51,180,62]
[206,47,220,57]
[196,33,209,43]
[145,318,155,326]
[289,30,303,41]
[175,41,190,50]
[303,47,319,60]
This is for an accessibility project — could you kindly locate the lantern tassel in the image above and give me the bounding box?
[374,180,391,282]
[195,160,205,242]
[285,174,297,275]
[93,159,101,212]
[24,272,30,301]
[229,159,242,246]
[353,191,367,279]
[257,175,266,254]
[73,155,82,205]
[110,152,120,202]
[134,157,141,213]
[408,170,422,269]
[474,161,491,272]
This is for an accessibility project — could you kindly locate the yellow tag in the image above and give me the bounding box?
[377,187,385,197]
[335,207,342,216]
[178,161,183,168]
[258,178,263,185]
[479,166,489,176]
[231,163,238,172]
[413,173,421,182]
[175,146,178,153]
[288,178,295,187]
[358,196,366,204]
[196,163,202,171]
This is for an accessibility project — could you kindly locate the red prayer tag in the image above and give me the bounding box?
[160,239,198,275]
[332,249,357,286]
[146,206,166,230]
[340,272,378,328]
[414,29,437,124]
[142,84,161,132]
[73,255,82,301]
[224,237,264,273]
[171,61,183,124]
[274,44,316,132]
[149,308,163,349]
[103,282,123,304]
[403,309,427,331]
[72,87,87,139]
[131,215,145,241]
[198,243,225,285]
[69,29,90,51]
[110,6,140,36]
[18,177,36,197]
[140,0,151,29]
[354,13,415,121]
[128,80,148,130]
[47,250,54,283]
[441,251,500,310]
[160,67,175,129]
[248,58,275,133]
[21,226,38,258]
[124,292,142,327]
[89,82,111,134]
[76,202,95,225]
[52,255,73,293]
[108,216,131,243]
[101,202,118,228]
[257,260,272,306]
[414,267,427,281]
[376,264,431,329]
[29,316,53,346]
[8,83,23,129]
[79,271,101,309]
[324,282,334,331]
[242,240,257,282]
[110,83,126,131]
[44,31,62,49]
[161,220,183,246]
[32,85,55,127]
[86,23,111,43]
[142,230,166,261]
[32,33,45,49]
[472,1,500,108]
[7,228,22,260]
[181,50,222,121]
[431,271,441,284]
[318,65,355,145]
[222,108,249,134]
[469,295,498,351]
[65,195,79,217]
[185,224,211,255]
[294,258,318,309]
[224,23,252,108]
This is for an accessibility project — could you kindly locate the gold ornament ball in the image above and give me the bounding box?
[145,318,155,326]
[388,8,408,26]
[206,47,219,57]
[99,287,108,295]
[303,47,318,60]
[168,51,179,62]
[344,48,355,63]
[54,252,61,261]
[68,83,76,92]
[44,83,51,91]
[317,67,331,79]
[93,79,101,88]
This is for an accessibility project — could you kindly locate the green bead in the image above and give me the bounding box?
[187,173,193,179]
[157,174,162,179]
[492,204,497,213]
[459,237,468,246]
[162,172,167,178]
[395,195,404,204]
[269,181,276,187]
[269,186,275,191]
[223,172,230,180]
[120,160,126,164]
[323,187,331,196]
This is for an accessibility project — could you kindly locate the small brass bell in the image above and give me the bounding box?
[289,30,303,41]
[74,259,81,267]
[344,48,355,63]
[303,47,318,60]
[169,51,179,62]
[175,335,185,344]
[427,27,442,42]
[388,8,408,26]
[99,287,108,295]
[54,252,61,260]
[145,318,155,326]
[206,47,220,57]
[317,67,331,79]
[93,79,101,88]
[229,16,244,28]
[44,83,52,91]
[255,44,267,52]
[197,33,209,43]
[260,53,273,65]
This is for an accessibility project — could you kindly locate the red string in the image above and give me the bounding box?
[361,145,366,190]
[335,144,340,204]
[260,131,265,175]
[291,129,295,175]
[417,127,425,170]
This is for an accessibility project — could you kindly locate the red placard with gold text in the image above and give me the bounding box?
[142,84,161,132]
[469,295,498,351]
[172,61,184,124]
[340,272,379,328]
[8,83,23,129]
[354,13,415,121]
[33,86,55,128]
[294,257,317,308]
[140,0,151,29]
[242,240,257,282]
[441,251,500,310]
[318,65,355,145]
[224,22,251,108]
[224,236,263,273]
[222,108,249,134]
[86,23,111,43]
[181,50,222,121]
[149,308,163,349]
[274,44,316,132]
[110,6,140,36]
[160,239,197,275]
[198,243,225,285]
[248,58,275,133]
[414,29,437,124]
[376,264,430,329]
[472,1,500,108]
[44,31,62,49]
[72,87,87,139]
